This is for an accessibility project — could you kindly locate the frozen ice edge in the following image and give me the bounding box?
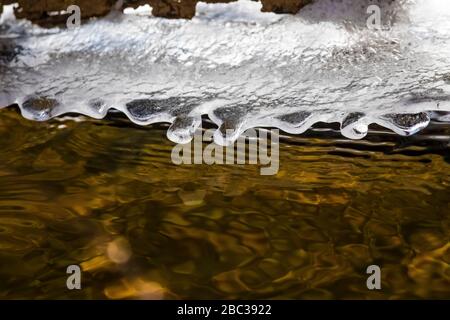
[1,0,450,145]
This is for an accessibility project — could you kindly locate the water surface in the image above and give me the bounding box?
[0,109,448,299]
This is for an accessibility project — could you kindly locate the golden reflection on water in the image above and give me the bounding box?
[0,108,449,299]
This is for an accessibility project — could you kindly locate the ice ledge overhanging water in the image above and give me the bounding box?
[1,0,450,145]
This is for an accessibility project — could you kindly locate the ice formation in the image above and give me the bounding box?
[0,0,450,145]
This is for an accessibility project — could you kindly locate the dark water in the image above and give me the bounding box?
[0,108,449,299]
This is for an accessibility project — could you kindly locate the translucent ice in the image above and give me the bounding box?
[1,0,450,145]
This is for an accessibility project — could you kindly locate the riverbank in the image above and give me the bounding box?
[0,0,313,24]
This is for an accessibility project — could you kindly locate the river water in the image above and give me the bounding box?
[0,0,449,299]
[0,109,448,299]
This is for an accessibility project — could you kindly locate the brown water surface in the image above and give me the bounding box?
[0,108,449,299]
